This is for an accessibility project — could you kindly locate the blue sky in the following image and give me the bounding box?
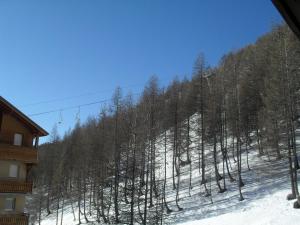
[0,0,282,142]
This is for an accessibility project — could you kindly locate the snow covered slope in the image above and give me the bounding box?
[161,150,299,225]
[179,189,300,225]
[35,115,300,225]
[38,150,300,225]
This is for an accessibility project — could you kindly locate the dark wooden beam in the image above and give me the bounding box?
[0,110,3,132]
[272,0,300,40]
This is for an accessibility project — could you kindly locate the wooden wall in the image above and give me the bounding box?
[0,114,33,147]
[0,161,27,181]
[0,195,25,214]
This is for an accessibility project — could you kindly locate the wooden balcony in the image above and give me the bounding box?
[0,214,29,225]
[0,180,33,193]
[0,143,37,163]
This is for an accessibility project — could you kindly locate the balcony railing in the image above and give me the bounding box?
[0,214,28,225]
[0,180,33,193]
[0,143,37,163]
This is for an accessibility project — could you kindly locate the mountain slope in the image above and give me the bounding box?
[35,115,300,225]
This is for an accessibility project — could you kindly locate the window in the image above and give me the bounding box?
[13,133,23,146]
[4,197,16,211]
[9,164,19,178]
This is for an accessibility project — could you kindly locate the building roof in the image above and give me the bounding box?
[0,96,48,137]
[272,0,300,39]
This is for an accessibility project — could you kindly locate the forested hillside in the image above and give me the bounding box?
[28,24,300,225]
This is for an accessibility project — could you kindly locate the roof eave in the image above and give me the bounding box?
[0,96,48,137]
[272,0,300,40]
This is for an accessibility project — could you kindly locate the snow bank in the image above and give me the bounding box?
[179,189,300,225]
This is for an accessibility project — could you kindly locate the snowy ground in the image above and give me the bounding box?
[161,150,299,225]
[38,151,300,225]
[34,116,300,225]
[179,189,300,225]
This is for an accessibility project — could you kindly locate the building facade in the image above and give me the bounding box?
[0,97,48,225]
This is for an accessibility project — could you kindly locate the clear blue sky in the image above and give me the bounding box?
[0,0,282,142]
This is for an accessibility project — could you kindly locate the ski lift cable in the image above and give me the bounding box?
[20,79,172,108]
[28,92,142,117]
[23,77,190,118]
[20,83,144,107]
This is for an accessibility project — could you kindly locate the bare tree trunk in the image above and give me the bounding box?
[163,130,172,214]
[124,143,130,204]
[143,150,150,225]
[38,192,43,225]
[200,75,207,187]
[56,190,60,225]
[83,177,89,223]
[213,132,224,193]
[235,64,244,201]
[77,175,82,225]
[100,183,108,223]
[287,130,297,200]
[114,101,121,224]
[46,184,52,215]
[256,127,264,156]
[60,191,65,225]
[130,133,137,225]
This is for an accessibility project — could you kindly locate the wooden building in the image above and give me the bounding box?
[0,96,48,225]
